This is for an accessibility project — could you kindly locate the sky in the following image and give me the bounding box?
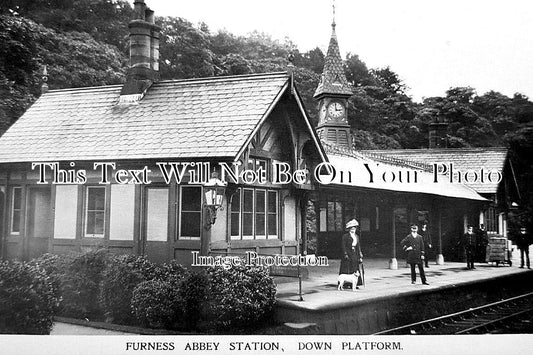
[141,0,533,102]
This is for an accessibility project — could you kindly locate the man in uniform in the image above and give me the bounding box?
[462,225,477,269]
[401,224,429,285]
[516,227,531,269]
[476,224,489,263]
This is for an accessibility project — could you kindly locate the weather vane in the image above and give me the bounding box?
[332,0,336,27]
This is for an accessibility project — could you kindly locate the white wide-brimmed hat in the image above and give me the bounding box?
[345,219,359,229]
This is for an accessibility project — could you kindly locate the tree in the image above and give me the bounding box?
[157,16,216,80]
[0,14,127,135]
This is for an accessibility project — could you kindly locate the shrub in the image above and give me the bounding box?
[0,260,59,334]
[30,253,66,302]
[99,254,156,324]
[59,249,109,319]
[206,265,276,330]
[153,259,187,286]
[180,270,209,330]
[131,280,183,330]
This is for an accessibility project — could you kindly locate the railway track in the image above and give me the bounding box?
[375,291,533,335]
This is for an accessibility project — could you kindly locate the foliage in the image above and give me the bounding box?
[179,270,209,330]
[0,260,59,334]
[131,279,183,330]
[0,14,126,135]
[59,249,109,319]
[29,253,66,304]
[206,265,276,330]
[99,254,156,325]
[3,0,134,51]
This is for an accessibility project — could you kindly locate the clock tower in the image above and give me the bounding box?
[314,7,353,149]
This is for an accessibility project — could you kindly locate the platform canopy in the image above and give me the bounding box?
[325,154,487,202]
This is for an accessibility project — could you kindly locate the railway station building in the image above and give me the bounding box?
[0,1,512,268]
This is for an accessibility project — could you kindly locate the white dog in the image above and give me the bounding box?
[337,271,360,291]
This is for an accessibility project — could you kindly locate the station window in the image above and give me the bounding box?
[320,198,356,232]
[85,186,106,237]
[10,187,22,234]
[179,186,201,239]
[231,188,278,240]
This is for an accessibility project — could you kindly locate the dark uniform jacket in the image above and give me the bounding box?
[401,233,425,264]
[516,232,531,250]
[339,232,362,274]
[462,232,476,251]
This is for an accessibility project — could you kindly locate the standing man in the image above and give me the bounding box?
[462,226,477,269]
[401,224,429,285]
[420,221,432,268]
[516,227,531,269]
[477,224,489,263]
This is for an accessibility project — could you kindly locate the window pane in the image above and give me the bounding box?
[231,189,240,210]
[88,188,105,210]
[11,187,22,233]
[327,201,335,231]
[13,188,21,210]
[243,213,253,235]
[256,213,265,236]
[335,201,343,231]
[231,189,241,237]
[27,188,52,238]
[243,189,253,212]
[181,211,200,238]
[267,191,278,237]
[181,186,201,211]
[268,191,277,213]
[180,186,201,239]
[256,190,265,212]
[86,187,105,236]
[12,210,20,233]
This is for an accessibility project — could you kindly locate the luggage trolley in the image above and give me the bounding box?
[486,235,513,266]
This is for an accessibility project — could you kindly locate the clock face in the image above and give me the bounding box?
[327,101,345,119]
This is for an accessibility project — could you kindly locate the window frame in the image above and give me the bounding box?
[84,186,106,238]
[231,187,279,240]
[10,186,22,235]
[178,185,202,240]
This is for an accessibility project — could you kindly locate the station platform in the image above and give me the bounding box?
[272,250,533,334]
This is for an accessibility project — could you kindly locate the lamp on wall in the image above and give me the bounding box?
[203,171,227,229]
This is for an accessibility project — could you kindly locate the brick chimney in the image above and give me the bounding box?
[120,0,160,102]
[428,119,448,148]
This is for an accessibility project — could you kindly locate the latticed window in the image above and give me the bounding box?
[85,187,105,237]
[231,188,278,240]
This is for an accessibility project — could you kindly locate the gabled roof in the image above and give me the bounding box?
[362,148,508,194]
[313,22,353,98]
[0,72,309,163]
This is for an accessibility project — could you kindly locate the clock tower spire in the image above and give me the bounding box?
[314,1,353,149]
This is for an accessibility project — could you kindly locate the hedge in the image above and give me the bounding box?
[0,260,59,334]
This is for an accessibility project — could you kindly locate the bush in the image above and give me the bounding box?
[206,265,276,330]
[59,249,109,319]
[30,253,65,302]
[153,259,187,286]
[131,279,183,330]
[180,270,209,330]
[99,254,156,324]
[0,260,59,334]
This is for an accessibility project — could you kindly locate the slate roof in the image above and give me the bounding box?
[361,148,509,194]
[0,72,292,163]
[313,23,353,98]
[319,142,486,201]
